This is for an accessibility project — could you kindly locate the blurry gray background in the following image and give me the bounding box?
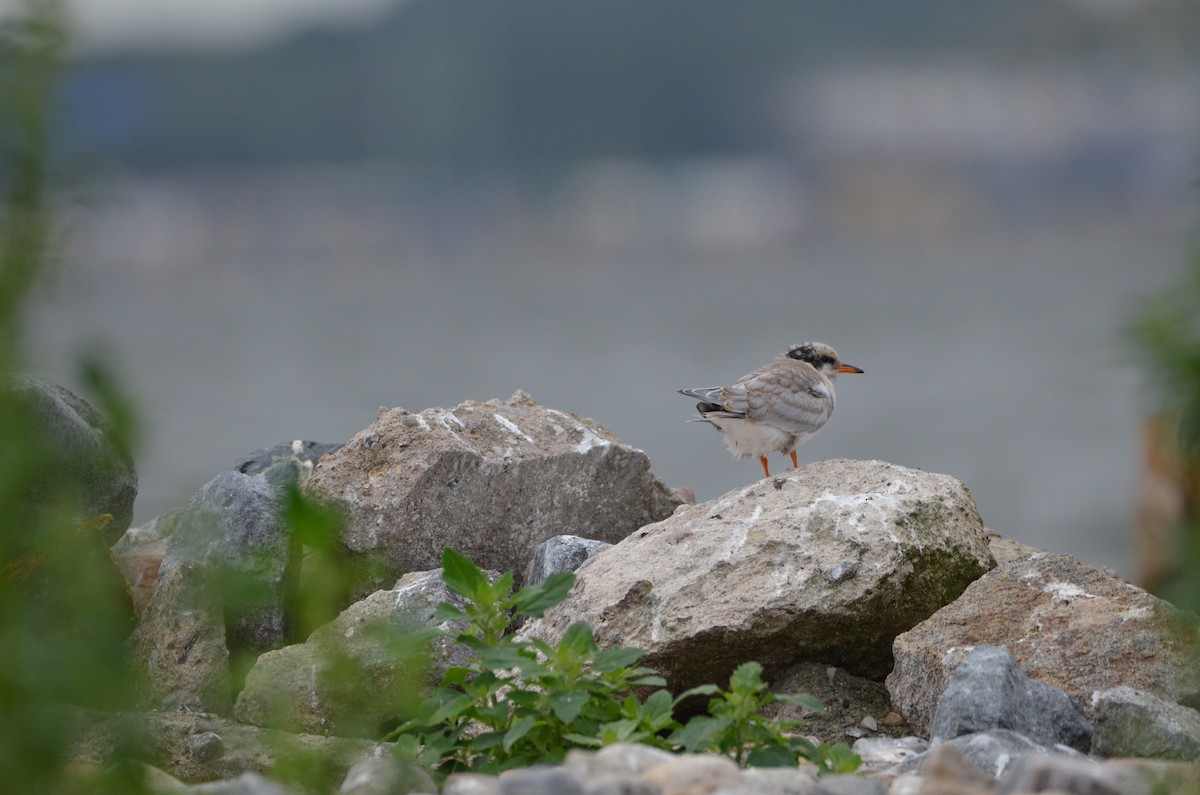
[24,0,1200,580]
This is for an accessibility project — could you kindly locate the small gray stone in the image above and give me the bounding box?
[812,774,886,795]
[911,729,1087,779]
[185,772,297,795]
[563,744,675,781]
[995,754,1144,795]
[640,756,740,794]
[338,756,436,795]
[738,766,820,795]
[850,736,928,772]
[442,773,501,795]
[498,766,584,795]
[581,776,661,795]
[184,731,224,763]
[1091,686,1200,761]
[930,645,1092,753]
[525,535,612,586]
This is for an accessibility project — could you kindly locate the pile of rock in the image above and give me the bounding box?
[16,378,1200,794]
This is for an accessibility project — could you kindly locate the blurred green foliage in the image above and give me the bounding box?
[1126,249,1200,611]
[0,2,151,792]
[1127,251,1200,456]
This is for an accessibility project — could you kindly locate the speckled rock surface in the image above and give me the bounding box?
[306,391,681,593]
[521,459,994,689]
[887,552,1200,736]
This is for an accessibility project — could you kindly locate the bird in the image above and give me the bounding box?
[677,342,863,478]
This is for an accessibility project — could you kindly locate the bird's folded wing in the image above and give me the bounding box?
[727,368,834,435]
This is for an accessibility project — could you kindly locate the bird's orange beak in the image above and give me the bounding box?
[837,364,864,374]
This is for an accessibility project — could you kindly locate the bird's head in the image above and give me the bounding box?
[785,342,863,378]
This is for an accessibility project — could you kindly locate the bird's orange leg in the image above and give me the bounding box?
[759,456,771,478]
[790,450,798,469]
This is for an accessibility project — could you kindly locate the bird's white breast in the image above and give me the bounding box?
[703,416,795,460]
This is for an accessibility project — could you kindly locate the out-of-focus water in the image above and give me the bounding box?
[27,160,1194,580]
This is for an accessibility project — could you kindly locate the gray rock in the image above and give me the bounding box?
[129,560,233,713]
[887,553,1200,736]
[639,755,740,793]
[580,777,661,795]
[525,535,612,587]
[234,439,343,494]
[850,736,928,773]
[185,772,297,795]
[562,744,676,780]
[130,471,292,713]
[163,471,291,653]
[522,459,993,689]
[930,645,1092,752]
[995,754,1149,795]
[498,766,584,795]
[738,766,821,795]
[811,775,885,795]
[1091,686,1200,761]
[68,707,388,789]
[338,756,436,795]
[904,729,1088,779]
[443,774,502,795]
[234,568,480,736]
[112,508,180,615]
[5,375,138,544]
[305,391,682,593]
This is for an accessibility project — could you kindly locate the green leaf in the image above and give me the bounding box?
[591,646,644,673]
[389,733,421,764]
[674,684,720,704]
[478,644,533,670]
[493,571,515,601]
[440,666,470,687]
[745,744,797,768]
[557,622,597,660]
[810,743,862,775]
[772,692,824,714]
[728,661,766,695]
[424,692,475,725]
[434,602,467,622]
[503,716,538,752]
[669,715,725,753]
[639,689,675,722]
[441,548,490,600]
[628,675,668,687]
[562,733,603,748]
[548,690,590,725]
[510,572,575,617]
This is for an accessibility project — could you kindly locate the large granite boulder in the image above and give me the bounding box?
[130,471,290,713]
[521,459,995,689]
[887,552,1200,736]
[6,375,137,543]
[234,568,484,737]
[305,391,682,591]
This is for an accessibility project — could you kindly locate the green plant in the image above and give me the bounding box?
[388,548,860,779]
[670,662,860,772]
[388,548,671,773]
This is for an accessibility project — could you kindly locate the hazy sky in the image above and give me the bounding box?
[54,0,406,53]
